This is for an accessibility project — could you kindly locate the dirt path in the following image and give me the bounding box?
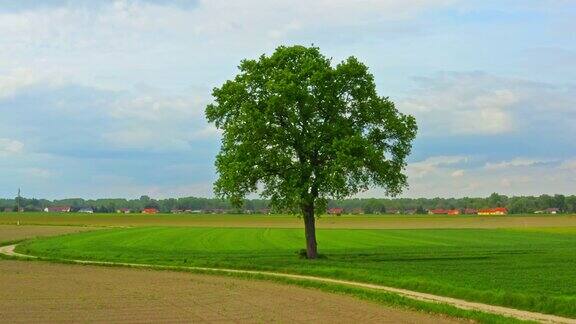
[0,259,461,324]
[2,245,574,323]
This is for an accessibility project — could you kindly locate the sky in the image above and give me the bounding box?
[0,0,575,199]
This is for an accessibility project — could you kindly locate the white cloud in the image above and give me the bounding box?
[0,69,42,99]
[560,159,576,171]
[0,0,463,94]
[484,158,551,170]
[108,94,204,121]
[192,0,458,30]
[192,125,222,139]
[102,92,211,150]
[0,0,457,52]
[392,156,576,198]
[0,138,24,155]
[451,169,464,177]
[21,167,54,179]
[399,72,576,136]
[407,155,468,178]
[102,128,192,151]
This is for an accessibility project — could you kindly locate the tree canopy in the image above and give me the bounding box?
[206,45,417,258]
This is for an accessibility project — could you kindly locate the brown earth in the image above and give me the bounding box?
[0,260,461,324]
[0,224,100,244]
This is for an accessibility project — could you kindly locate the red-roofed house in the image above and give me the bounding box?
[428,209,460,215]
[142,208,159,214]
[327,207,344,215]
[44,206,71,213]
[478,207,507,215]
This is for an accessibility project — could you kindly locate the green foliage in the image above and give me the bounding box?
[327,193,576,214]
[0,197,269,214]
[206,45,417,213]
[20,227,576,318]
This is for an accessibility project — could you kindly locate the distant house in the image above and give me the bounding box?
[351,208,364,215]
[44,206,71,213]
[404,209,417,215]
[327,207,344,215]
[463,208,478,215]
[428,209,459,215]
[386,208,400,214]
[142,207,159,214]
[536,208,560,214]
[478,207,507,215]
[78,207,94,214]
[171,209,201,214]
[117,208,131,214]
[205,208,227,214]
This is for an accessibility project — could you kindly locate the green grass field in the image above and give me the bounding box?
[17,225,576,318]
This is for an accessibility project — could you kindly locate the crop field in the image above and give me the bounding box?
[0,224,99,245]
[17,225,576,319]
[1,212,575,229]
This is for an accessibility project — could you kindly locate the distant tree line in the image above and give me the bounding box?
[0,195,269,213]
[0,193,574,214]
[327,193,576,214]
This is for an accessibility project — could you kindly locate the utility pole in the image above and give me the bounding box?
[17,188,21,213]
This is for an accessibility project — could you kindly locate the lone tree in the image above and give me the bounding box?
[206,45,417,259]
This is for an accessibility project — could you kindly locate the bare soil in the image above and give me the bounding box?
[0,260,461,323]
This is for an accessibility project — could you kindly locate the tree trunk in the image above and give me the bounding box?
[302,203,318,259]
